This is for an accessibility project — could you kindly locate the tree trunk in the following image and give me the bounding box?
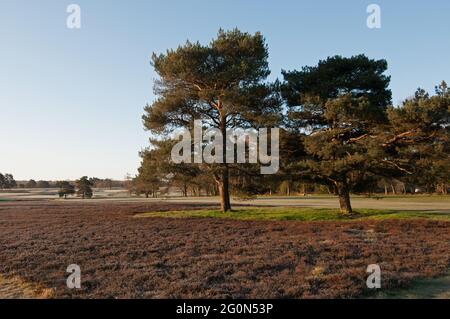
[390,182,396,195]
[217,110,232,212]
[337,182,352,215]
[216,167,231,212]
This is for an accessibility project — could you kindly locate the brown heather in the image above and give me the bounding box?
[0,201,449,298]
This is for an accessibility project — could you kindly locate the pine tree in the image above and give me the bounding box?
[281,55,392,214]
[76,176,93,199]
[143,29,281,211]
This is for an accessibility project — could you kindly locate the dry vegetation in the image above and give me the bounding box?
[0,201,449,298]
[0,274,54,299]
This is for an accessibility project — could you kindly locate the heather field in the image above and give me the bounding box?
[2,1,450,312]
[0,200,449,299]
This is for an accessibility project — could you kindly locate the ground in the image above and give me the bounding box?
[1,189,449,213]
[372,274,450,299]
[0,275,53,299]
[0,197,449,299]
[135,206,450,221]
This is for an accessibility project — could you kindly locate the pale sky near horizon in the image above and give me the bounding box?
[1,0,449,180]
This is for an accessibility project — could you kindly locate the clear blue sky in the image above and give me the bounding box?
[1,0,449,180]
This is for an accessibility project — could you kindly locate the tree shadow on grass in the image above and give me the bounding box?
[369,273,450,299]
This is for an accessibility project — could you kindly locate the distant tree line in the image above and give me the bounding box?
[0,173,16,189]
[6,177,123,190]
[137,29,450,214]
[0,175,126,200]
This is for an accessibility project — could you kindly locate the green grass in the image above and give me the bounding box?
[256,194,450,202]
[136,207,450,222]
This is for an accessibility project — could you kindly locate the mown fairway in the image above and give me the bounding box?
[0,199,449,298]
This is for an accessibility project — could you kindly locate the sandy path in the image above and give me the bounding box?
[1,190,449,213]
